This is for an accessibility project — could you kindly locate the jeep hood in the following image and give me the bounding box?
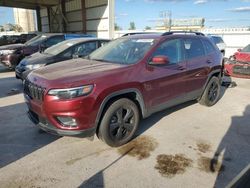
[0,43,24,50]
[29,58,129,87]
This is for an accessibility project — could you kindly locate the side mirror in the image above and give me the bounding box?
[237,48,242,52]
[149,55,170,65]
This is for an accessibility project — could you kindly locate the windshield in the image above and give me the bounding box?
[242,44,250,52]
[89,38,156,64]
[25,35,47,46]
[44,40,75,55]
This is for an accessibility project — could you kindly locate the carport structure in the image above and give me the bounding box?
[0,0,115,38]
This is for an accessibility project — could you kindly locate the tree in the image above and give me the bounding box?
[129,22,136,30]
[12,24,23,32]
[115,23,122,31]
[145,26,151,30]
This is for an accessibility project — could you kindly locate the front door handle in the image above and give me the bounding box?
[207,60,212,64]
[177,66,186,71]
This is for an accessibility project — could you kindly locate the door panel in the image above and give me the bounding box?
[184,38,209,94]
[142,38,187,110]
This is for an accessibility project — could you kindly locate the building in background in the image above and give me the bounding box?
[13,8,36,32]
[155,18,205,31]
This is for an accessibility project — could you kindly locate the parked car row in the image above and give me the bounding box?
[15,38,109,80]
[23,31,223,147]
[0,33,92,69]
[0,33,37,46]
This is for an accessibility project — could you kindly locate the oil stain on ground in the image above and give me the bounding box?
[117,135,158,160]
[155,154,193,178]
[198,156,225,173]
[196,140,212,153]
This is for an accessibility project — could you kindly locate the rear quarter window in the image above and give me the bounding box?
[202,39,217,54]
[184,38,205,59]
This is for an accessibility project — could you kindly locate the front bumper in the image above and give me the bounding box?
[224,62,250,79]
[27,109,96,137]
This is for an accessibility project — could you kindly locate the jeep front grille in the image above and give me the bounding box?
[24,80,46,101]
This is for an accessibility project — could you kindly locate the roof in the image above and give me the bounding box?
[0,0,59,9]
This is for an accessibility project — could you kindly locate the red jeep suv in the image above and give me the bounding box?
[24,32,223,147]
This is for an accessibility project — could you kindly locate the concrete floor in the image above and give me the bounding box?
[0,65,250,188]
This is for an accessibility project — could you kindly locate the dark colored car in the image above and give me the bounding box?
[224,44,250,78]
[0,35,20,46]
[15,38,110,80]
[19,33,37,43]
[24,31,222,147]
[0,33,92,69]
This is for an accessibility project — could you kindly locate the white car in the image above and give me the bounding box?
[207,35,226,56]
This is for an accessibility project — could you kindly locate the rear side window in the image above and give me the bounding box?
[152,39,184,64]
[46,35,64,47]
[184,38,205,59]
[202,39,216,54]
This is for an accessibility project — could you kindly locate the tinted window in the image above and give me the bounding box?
[203,39,216,54]
[242,44,250,52]
[184,38,205,59]
[73,41,97,57]
[46,35,64,47]
[152,39,184,64]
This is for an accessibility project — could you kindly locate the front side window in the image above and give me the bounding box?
[185,38,205,59]
[45,35,64,47]
[73,41,97,57]
[151,39,184,64]
[242,44,250,52]
[89,38,156,64]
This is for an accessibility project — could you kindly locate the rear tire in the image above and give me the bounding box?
[98,98,140,147]
[199,76,221,107]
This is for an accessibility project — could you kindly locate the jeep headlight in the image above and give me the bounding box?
[48,85,94,99]
[25,64,44,70]
[0,49,15,55]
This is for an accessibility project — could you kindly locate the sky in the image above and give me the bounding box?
[0,0,250,29]
[115,0,250,30]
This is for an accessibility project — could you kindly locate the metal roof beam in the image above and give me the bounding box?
[0,0,59,9]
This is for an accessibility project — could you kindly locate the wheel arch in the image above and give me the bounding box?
[94,88,146,133]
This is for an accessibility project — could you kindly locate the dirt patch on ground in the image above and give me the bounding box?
[197,141,212,153]
[117,135,158,160]
[198,156,225,173]
[155,154,193,178]
[2,175,59,188]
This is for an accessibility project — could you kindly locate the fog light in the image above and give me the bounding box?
[56,116,78,127]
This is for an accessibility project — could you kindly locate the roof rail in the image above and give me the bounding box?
[161,31,205,36]
[122,32,161,37]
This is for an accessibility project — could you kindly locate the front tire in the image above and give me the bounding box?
[199,76,221,107]
[98,98,140,147]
